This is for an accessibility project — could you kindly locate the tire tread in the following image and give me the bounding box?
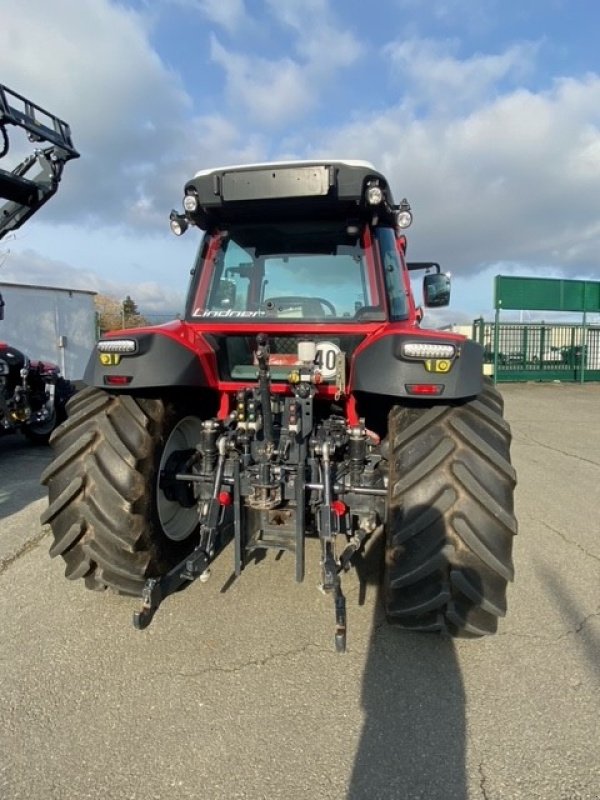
[384,381,517,636]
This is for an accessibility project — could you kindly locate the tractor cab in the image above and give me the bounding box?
[178,161,416,326]
[172,160,452,388]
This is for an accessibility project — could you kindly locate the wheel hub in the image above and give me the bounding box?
[157,416,205,541]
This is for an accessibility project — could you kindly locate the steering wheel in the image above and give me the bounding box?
[264,296,336,317]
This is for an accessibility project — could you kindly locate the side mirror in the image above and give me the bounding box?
[0,293,4,321]
[423,273,451,307]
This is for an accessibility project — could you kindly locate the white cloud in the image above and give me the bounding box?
[210,36,316,128]
[164,0,250,33]
[0,247,186,313]
[396,0,498,36]
[264,0,363,71]
[184,114,266,168]
[309,71,600,278]
[196,0,248,33]
[384,38,538,113]
[207,0,363,128]
[0,0,191,228]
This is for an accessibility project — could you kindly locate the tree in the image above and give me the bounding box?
[122,295,139,319]
[122,295,147,328]
[95,293,122,335]
[95,293,148,335]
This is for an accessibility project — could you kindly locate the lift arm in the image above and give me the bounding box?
[0,83,79,240]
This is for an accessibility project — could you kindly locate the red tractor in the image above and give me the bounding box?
[0,83,78,442]
[42,161,517,650]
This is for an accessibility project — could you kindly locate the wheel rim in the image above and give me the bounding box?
[27,408,57,436]
[157,416,204,541]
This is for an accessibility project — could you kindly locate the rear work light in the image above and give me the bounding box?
[183,193,199,212]
[405,384,444,396]
[169,210,189,236]
[395,198,413,229]
[97,339,137,354]
[402,342,456,359]
[366,185,383,205]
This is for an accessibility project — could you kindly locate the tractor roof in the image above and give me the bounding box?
[183,160,398,228]
[192,159,377,178]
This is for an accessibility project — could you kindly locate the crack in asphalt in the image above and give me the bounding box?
[498,606,600,643]
[0,529,48,577]
[514,432,600,468]
[478,762,490,800]
[557,606,600,640]
[154,641,341,678]
[540,520,600,564]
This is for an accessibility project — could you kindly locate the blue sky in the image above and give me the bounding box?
[1,0,600,324]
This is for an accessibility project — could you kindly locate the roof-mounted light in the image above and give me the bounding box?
[169,210,189,236]
[183,193,199,212]
[396,198,413,229]
[402,342,456,359]
[366,185,384,205]
[97,339,138,354]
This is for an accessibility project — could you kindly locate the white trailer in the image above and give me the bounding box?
[0,281,96,380]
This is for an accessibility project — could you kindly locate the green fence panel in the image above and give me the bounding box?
[473,320,600,383]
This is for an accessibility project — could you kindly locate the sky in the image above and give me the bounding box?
[1,0,600,324]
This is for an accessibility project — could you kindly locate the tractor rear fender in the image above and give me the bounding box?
[84,328,218,390]
[350,334,484,399]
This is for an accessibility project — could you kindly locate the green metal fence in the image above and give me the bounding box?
[472,319,600,382]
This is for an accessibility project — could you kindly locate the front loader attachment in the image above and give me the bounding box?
[0,83,79,240]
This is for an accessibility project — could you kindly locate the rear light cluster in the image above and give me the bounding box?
[402,342,455,359]
[405,384,444,396]
[97,339,137,354]
[103,375,132,386]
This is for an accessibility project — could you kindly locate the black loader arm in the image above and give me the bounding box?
[0,83,79,240]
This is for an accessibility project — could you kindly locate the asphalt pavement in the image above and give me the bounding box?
[0,383,599,800]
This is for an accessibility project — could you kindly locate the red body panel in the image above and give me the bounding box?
[98,218,469,412]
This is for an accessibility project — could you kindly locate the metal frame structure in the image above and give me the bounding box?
[0,83,79,240]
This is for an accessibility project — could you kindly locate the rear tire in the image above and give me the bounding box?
[384,380,517,636]
[41,387,199,595]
